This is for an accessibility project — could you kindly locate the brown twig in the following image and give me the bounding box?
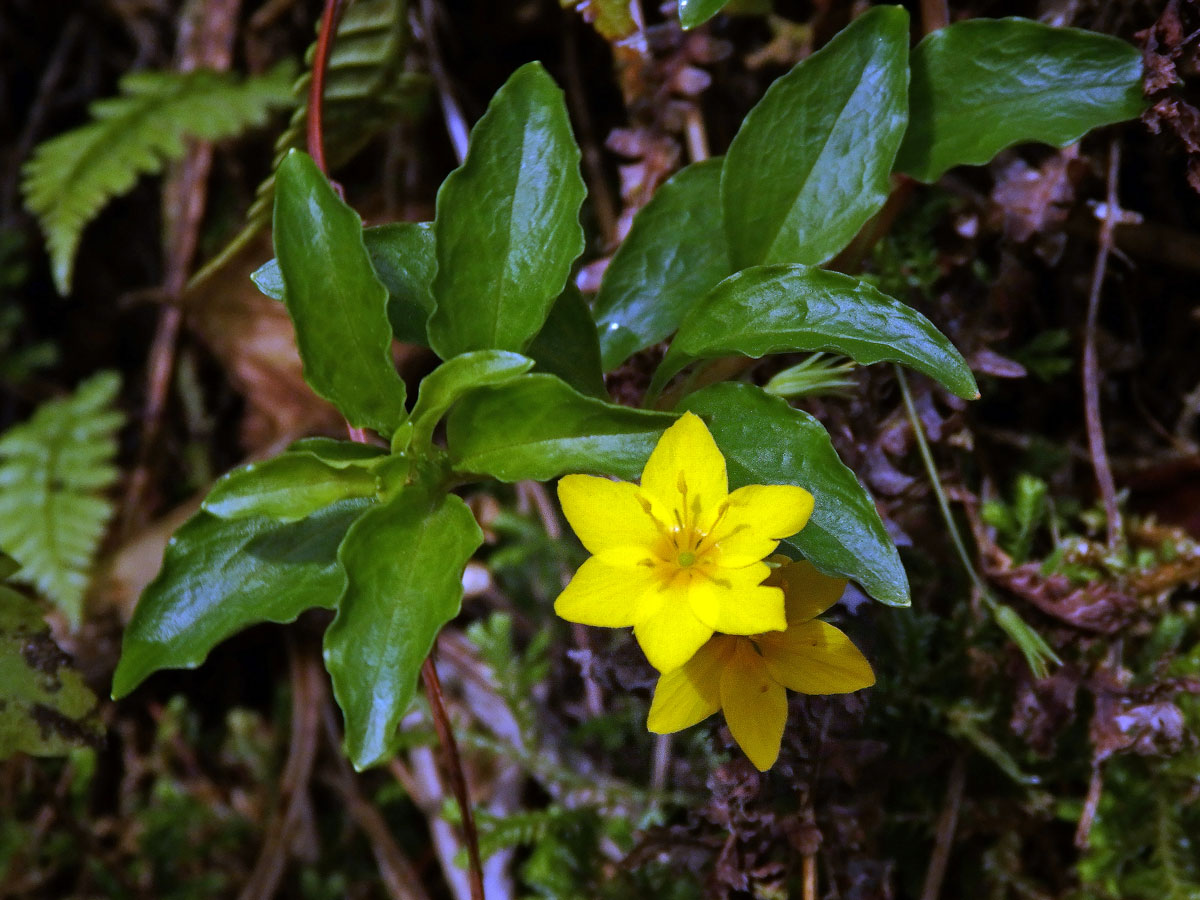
[802,853,817,900]
[418,0,469,165]
[422,655,486,900]
[119,0,242,537]
[919,755,967,900]
[321,704,434,900]
[239,635,322,900]
[1082,140,1123,549]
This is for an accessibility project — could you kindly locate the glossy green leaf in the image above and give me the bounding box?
[679,0,728,29]
[273,149,408,435]
[287,437,389,468]
[251,258,285,299]
[427,62,586,358]
[654,265,978,399]
[253,221,436,346]
[527,285,606,396]
[896,18,1146,182]
[324,487,482,769]
[203,454,381,523]
[112,499,369,698]
[446,374,676,482]
[369,222,437,346]
[1,583,101,758]
[594,158,731,370]
[409,351,534,449]
[721,6,909,269]
[681,383,908,606]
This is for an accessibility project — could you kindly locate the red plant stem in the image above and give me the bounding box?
[422,655,486,900]
[305,4,485,895]
[306,0,343,175]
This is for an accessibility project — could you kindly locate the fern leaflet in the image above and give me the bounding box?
[0,373,124,626]
[22,64,295,295]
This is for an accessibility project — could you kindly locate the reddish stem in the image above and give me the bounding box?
[306,0,343,175]
[422,655,486,900]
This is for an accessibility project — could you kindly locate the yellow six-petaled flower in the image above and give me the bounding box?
[648,559,875,771]
[554,412,814,672]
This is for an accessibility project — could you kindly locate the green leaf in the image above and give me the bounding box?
[721,6,909,269]
[410,351,535,449]
[273,150,408,436]
[203,454,383,523]
[527,285,607,396]
[0,372,124,627]
[1,584,101,759]
[324,487,482,769]
[112,499,369,698]
[679,0,729,29]
[653,265,978,399]
[286,437,390,467]
[446,374,676,482]
[370,222,437,345]
[594,158,731,370]
[681,382,908,606]
[252,221,437,347]
[896,18,1146,182]
[22,64,295,295]
[427,62,586,358]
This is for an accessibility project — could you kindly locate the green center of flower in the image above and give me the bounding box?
[677,550,697,567]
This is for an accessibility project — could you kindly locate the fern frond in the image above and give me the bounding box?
[0,373,124,626]
[22,65,295,295]
[189,0,426,287]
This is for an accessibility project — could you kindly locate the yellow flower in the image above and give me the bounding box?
[554,412,814,672]
[647,560,875,771]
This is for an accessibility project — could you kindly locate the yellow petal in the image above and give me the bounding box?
[647,637,734,733]
[757,620,875,695]
[687,564,786,635]
[640,412,727,528]
[634,600,714,672]
[554,557,657,627]
[770,560,848,624]
[710,484,814,566]
[558,474,662,560]
[720,640,788,771]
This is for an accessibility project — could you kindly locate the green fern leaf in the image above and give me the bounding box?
[0,373,124,626]
[22,64,295,295]
[190,0,427,286]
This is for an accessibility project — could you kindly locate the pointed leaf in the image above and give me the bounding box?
[679,0,729,30]
[681,383,908,606]
[369,222,437,346]
[203,454,382,523]
[594,158,731,370]
[112,499,369,698]
[324,488,482,769]
[445,374,676,482]
[722,6,909,269]
[427,62,586,358]
[253,221,436,346]
[527,285,606,396]
[409,351,534,448]
[273,149,408,435]
[654,265,978,399]
[896,18,1146,182]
